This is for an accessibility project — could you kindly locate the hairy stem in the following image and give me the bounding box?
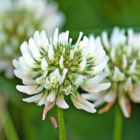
[57,107,66,140]
[113,104,123,140]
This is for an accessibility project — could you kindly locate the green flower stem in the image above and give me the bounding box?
[57,107,66,140]
[0,107,19,140]
[113,103,123,140]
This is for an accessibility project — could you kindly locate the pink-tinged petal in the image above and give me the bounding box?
[50,117,58,129]
[84,83,111,93]
[119,97,131,118]
[16,85,43,95]
[98,99,116,114]
[22,93,43,103]
[129,85,140,103]
[56,95,69,109]
[42,102,55,120]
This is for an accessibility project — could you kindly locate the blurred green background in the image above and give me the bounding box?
[1,0,140,140]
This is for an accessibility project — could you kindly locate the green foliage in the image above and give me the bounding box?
[1,0,140,140]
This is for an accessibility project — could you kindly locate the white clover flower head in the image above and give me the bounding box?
[84,27,140,117]
[0,0,65,78]
[13,28,110,120]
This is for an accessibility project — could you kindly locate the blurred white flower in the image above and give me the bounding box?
[83,27,140,117]
[13,28,110,120]
[0,0,65,78]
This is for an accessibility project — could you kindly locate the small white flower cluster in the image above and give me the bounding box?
[0,0,65,78]
[13,28,110,120]
[83,27,140,117]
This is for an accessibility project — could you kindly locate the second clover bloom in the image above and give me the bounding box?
[13,29,110,120]
[83,27,140,118]
[0,0,65,78]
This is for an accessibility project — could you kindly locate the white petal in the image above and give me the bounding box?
[36,71,48,84]
[40,30,47,42]
[47,90,56,102]
[13,59,21,70]
[56,95,69,109]
[16,85,43,95]
[29,38,41,61]
[37,93,48,106]
[74,75,84,86]
[53,28,59,46]
[41,58,48,71]
[23,52,39,68]
[40,31,49,51]
[33,31,42,47]
[48,45,54,61]
[23,93,43,103]
[88,42,96,57]
[110,47,115,62]
[129,85,140,103]
[123,77,133,92]
[75,32,83,47]
[32,47,42,61]
[82,93,101,101]
[112,67,125,81]
[101,31,110,49]
[59,56,64,69]
[20,42,31,56]
[18,57,31,72]
[104,92,116,102]
[14,70,36,85]
[84,73,107,88]
[104,64,111,75]
[60,68,68,84]
[71,95,96,113]
[59,33,66,45]
[84,83,111,93]
[79,58,86,72]
[50,68,61,84]
[119,97,130,118]
[128,60,136,74]
[65,30,69,44]
[63,85,72,95]
[123,54,127,69]
[86,61,107,75]
[70,50,74,60]
[94,50,106,65]
[43,38,49,51]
